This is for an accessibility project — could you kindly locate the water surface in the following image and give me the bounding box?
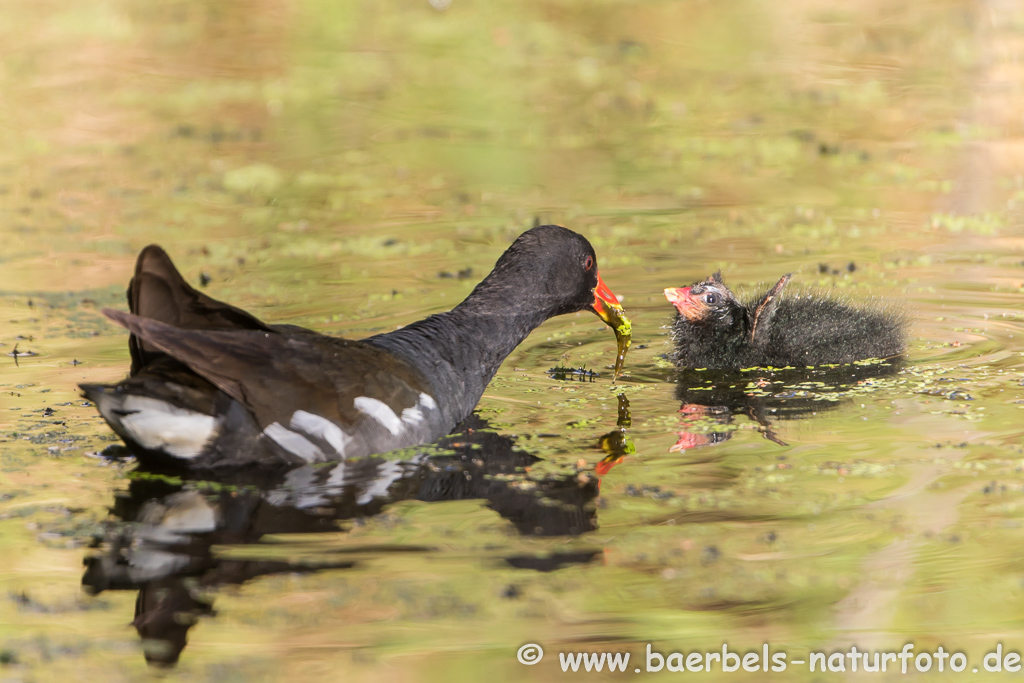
[3,0,1024,680]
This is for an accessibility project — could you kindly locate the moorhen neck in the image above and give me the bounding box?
[664,271,905,369]
[81,225,631,469]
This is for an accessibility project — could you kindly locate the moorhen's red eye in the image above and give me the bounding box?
[704,293,718,305]
[583,255,594,271]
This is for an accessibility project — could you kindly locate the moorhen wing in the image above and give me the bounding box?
[81,225,631,469]
[664,271,905,369]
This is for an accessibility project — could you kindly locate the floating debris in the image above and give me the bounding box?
[438,267,475,280]
[98,444,131,460]
[546,366,599,382]
[918,387,974,401]
[8,344,37,366]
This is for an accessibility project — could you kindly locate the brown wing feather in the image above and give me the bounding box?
[127,245,273,374]
[105,308,428,430]
[749,273,792,346]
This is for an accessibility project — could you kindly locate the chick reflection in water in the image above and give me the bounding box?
[82,417,600,667]
[670,363,901,452]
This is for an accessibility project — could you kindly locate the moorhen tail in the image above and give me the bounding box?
[81,225,631,469]
[664,271,905,369]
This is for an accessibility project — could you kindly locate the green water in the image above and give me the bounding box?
[3,0,1024,680]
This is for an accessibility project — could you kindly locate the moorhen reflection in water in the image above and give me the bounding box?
[670,362,902,452]
[82,416,601,667]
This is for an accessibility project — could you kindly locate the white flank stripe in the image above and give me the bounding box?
[399,392,435,428]
[353,397,403,436]
[400,406,424,426]
[115,396,219,459]
[264,423,325,462]
[290,410,351,456]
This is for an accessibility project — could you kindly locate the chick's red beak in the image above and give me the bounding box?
[663,286,690,307]
[664,286,704,321]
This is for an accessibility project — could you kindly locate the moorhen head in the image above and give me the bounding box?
[81,225,631,469]
[664,271,905,369]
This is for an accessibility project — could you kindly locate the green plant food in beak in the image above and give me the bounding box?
[591,272,632,379]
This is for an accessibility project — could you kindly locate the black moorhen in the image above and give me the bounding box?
[664,271,905,368]
[81,225,631,469]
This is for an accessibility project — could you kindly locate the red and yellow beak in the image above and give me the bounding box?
[590,272,632,379]
[592,273,622,321]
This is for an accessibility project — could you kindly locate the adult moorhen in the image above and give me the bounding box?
[664,271,905,368]
[81,225,631,469]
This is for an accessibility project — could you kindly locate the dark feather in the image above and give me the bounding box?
[750,273,792,346]
[103,308,429,431]
[126,245,274,374]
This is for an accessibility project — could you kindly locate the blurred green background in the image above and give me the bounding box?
[3,0,1024,680]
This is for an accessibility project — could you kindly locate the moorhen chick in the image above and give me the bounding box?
[664,272,905,368]
[81,225,631,469]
